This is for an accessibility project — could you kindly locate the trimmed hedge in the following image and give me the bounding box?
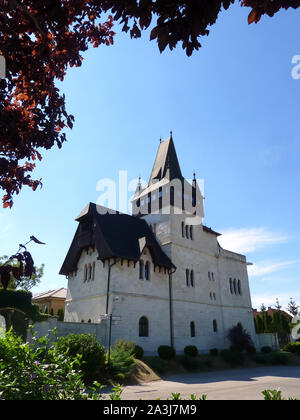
[157,345,176,360]
[184,345,198,357]
[0,288,39,320]
[54,333,106,381]
[283,342,300,356]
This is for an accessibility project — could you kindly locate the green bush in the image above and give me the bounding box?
[54,333,105,381]
[157,345,176,360]
[227,323,254,353]
[184,345,198,357]
[112,338,144,360]
[283,342,300,356]
[261,346,272,354]
[108,341,136,381]
[0,329,104,400]
[210,348,219,356]
[134,345,144,360]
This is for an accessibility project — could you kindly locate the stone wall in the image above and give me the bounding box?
[256,333,280,350]
[27,317,109,349]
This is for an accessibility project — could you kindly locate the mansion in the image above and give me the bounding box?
[60,135,257,353]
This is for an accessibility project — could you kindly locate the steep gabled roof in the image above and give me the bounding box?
[59,203,175,275]
[148,136,183,185]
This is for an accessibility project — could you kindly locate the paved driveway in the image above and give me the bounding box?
[118,366,300,400]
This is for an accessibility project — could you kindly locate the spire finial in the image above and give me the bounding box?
[160,136,162,144]
[170,130,173,139]
[193,170,196,181]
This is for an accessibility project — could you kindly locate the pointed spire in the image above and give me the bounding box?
[148,133,183,185]
[192,170,197,188]
[133,175,142,199]
[170,130,173,139]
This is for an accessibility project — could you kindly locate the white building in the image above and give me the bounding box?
[60,135,257,353]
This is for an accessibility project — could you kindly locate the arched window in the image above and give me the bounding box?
[139,260,144,280]
[229,278,233,294]
[190,270,194,287]
[233,279,237,295]
[181,221,185,238]
[144,261,150,281]
[84,264,87,282]
[139,316,149,337]
[190,225,193,240]
[237,279,242,295]
[190,321,196,337]
[186,269,190,287]
[213,320,218,332]
[88,264,92,281]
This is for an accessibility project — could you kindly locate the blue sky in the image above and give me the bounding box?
[0,3,299,311]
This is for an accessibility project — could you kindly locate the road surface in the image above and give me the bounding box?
[117,366,300,400]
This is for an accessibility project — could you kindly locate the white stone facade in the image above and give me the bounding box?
[64,213,257,354]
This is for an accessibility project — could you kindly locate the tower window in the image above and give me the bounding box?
[190,270,194,287]
[233,279,237,295]
[139,316,149,337]
[185,225,189,239]
[181,222,185,238]
[237,279,242,295]
[190,225,193,240]
[84,264,87,282]
[190,321,196,337]
[213,320,218,332]
[186,269,190,287]
[229,278,233,294]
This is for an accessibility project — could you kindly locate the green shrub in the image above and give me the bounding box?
[227,323,254,353]
[0,329,104,400]
[157,345,176,360]
[210,348,219,356]
[113,338,135,353]
[184,345,198,357]
[134,345,144,360]
[54,333,105,381]
[283,342,300,356]
[261,346,272,354]
[108,342,136,381]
